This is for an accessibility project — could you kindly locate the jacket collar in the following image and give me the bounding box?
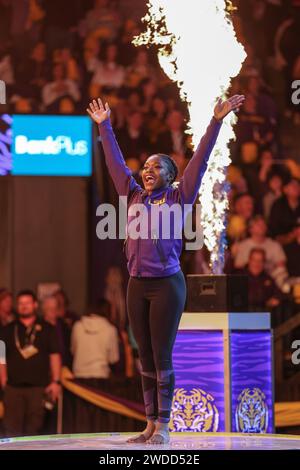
[141,186,169,201]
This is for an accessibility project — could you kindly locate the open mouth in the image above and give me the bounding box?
[145,175,156,184]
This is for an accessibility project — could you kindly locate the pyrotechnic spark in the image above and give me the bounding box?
[134,0,246,273]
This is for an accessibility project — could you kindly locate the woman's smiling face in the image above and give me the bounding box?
[142,155,171,193]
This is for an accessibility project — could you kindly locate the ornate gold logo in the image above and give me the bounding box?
[170,387,219,432]
[235,387,268,433]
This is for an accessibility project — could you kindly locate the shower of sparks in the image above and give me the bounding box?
[133,0,246,273]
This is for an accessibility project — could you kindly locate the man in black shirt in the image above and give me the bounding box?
[0,290,61,437]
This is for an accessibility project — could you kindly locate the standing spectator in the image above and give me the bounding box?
[53,289,78,328]
[104,266,135,378]
[42,295,72,368]
[71,299,119,380]
[269,177,300,244]
[233,215,288,290]
[70,299,120,433]
[0,290,61,437]
[0,289,14,329]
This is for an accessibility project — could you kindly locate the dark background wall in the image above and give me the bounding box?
[0,176,89,315]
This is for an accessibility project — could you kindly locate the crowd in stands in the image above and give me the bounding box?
[1,0,300,435]
[0,285,136,437]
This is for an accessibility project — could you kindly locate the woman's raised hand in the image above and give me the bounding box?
[213,94,245,121]
[86,98,111,124]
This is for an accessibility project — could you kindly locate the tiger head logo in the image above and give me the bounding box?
[235,387,268,433]
[170,387,219,432]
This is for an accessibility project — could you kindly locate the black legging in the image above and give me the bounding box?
[127,270,186,423]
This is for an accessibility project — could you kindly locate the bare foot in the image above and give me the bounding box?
[147,430,170,445]
[126,420,156,443]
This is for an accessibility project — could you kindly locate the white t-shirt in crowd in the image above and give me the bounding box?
[71,315,119,379]
[234,237,286,275]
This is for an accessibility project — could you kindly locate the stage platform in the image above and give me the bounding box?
[1,432,300,450]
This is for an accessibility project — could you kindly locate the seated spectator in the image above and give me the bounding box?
[227,193,255,244]
[78,0,121,41]
[235,92,275,158]
[263,171,284,221]
[91,43,125,91]
[53,47,80,83]
[239,248,282,312]
[125,90,143,114]
[71,298,119,380]
[42,295,72,368]
[140,79,158,114]
[125,49,156,88]
[233,215,288,290]
[116,111,150,160]
[0,290,61,437]
[42,63,80,110]
[269,177,300,245]
[240,147,274,211]
[246,76,278,133]
[0,289,14,329]
[82,37,102,75]
[284,218,300,278]
[233,192,255,223]
[147,95,168,145]
[157,109,192,158]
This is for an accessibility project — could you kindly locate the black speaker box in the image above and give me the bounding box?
[186,274,248,312]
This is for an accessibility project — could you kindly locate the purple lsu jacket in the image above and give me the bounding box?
[98,117,222,278]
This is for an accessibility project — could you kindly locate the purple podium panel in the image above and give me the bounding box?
[171,330,225,432]
[230,330,274,433]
